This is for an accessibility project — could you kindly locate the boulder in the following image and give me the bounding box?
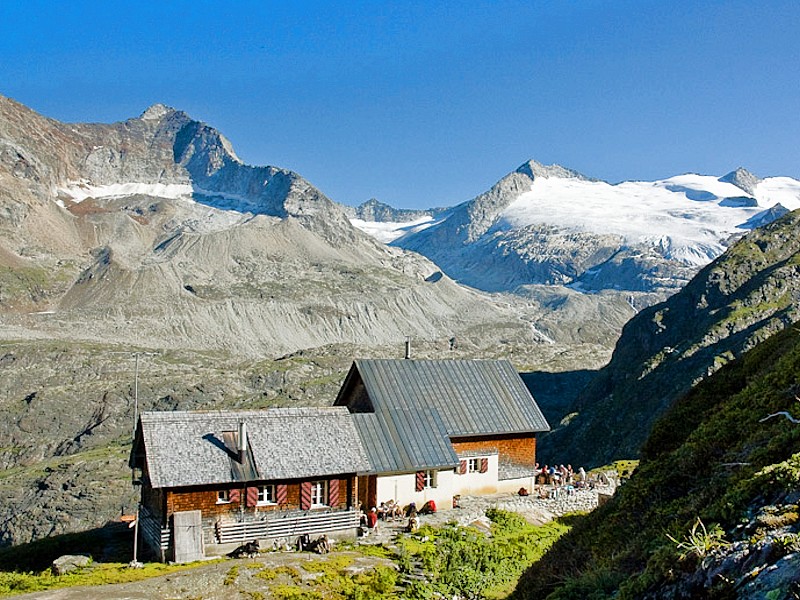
[51,554,92,576]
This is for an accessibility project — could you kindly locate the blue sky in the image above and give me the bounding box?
[2,1,798,209]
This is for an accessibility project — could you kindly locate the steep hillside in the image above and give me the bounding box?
[351,160,800,299]
[540,209,800,467]
[514,323,800,599]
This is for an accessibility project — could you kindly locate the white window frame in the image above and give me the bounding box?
[310,480,328,506]
[467,458,481,473]
[257,484,277,505]
[423,470,437,489]
[217,489,231,504]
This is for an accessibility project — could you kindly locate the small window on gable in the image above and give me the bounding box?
[217,489,231,504]
[257,484,276,505]
[468,458,481,473]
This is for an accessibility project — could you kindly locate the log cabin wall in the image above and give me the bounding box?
[450,433,537,469]
[163,476,353,520]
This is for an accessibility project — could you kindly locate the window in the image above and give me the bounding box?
[257,484,276,505]
[310,480,328,506]
[468,458,481,473]
[423,470,436,489]
[217,489,230,503]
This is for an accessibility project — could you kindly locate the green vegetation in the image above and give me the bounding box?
[0,508,570,598]
[254,560,396,600]
[0,561,208,596]
[666,518,729,562]
[224,564,239,585]
[513,323,800,599]
[395,509,573,599]
[589,460,639,480]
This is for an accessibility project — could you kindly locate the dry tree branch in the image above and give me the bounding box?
[759,412,800,424]
[760,395,800,424]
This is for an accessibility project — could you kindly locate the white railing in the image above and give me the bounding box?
[214,509,359,544]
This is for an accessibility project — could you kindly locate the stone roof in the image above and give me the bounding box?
[137,407,370,489]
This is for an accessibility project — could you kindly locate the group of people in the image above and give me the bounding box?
[376,500,404,521]
[359,500,427,535]
[535,463,588,486]
[529,463,594,499]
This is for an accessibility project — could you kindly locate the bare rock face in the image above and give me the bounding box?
[345,197,447,223]
[720,166,761,196]
[0,94,521,353]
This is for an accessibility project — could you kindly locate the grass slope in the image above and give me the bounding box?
[513,323,800,599]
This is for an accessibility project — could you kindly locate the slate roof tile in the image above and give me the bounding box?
[139,407,370,489]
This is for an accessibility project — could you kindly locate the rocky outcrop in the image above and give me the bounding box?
[720,166,761,196]
[345,198,447,223]
[51,554,92,576]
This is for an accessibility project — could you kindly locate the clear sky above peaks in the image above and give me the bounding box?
[2,1,798,209]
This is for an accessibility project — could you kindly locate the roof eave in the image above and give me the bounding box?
[449,428,549,438]
[357,462,459,477]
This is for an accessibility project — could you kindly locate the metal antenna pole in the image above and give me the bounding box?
[133,352,140,438]
[130,504,141,568]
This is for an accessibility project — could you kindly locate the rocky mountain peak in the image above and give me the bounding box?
[515,159,591,181]
[719,166,760,196]
[347,197,444,223]
[139,103,176,121]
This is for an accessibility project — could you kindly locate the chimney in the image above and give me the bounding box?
[238,422,248,463]
[405,336,412,360]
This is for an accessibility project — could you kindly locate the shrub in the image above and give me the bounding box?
[666,518,729,562]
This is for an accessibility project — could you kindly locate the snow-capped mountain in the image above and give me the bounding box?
[350,160,800,296]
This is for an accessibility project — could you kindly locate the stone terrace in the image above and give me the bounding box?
[357,482,617,545]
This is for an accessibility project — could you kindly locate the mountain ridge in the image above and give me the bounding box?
[350,159,800,298]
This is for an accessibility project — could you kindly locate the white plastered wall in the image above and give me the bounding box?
[374,469,458,510]
[373,453,515,510]
[495,475,538,495]
[452,454,500,497]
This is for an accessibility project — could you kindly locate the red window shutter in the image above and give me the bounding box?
[458,460,467,475]
[415,471,425,492]
[480,458,488,473]
[245,486,258,507]
[328,479,340,507]
[229,488,241,503]
[300,481,312,510]
[276,484,288,505]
